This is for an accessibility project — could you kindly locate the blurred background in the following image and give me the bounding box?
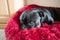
[0,0,60,40]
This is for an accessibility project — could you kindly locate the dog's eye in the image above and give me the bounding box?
[38,11,44,17]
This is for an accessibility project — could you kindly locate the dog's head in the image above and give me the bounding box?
[20,10,41,29]
[20,8,54,29]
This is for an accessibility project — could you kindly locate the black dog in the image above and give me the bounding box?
[20,8,60,30]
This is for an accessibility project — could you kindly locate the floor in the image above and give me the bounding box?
[0,29,6,40]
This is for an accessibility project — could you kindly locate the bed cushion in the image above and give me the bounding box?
[5,4,60,40]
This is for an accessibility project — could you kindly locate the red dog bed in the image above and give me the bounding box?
[5,4,60,40]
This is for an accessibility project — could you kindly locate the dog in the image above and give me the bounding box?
[19,8,54,30]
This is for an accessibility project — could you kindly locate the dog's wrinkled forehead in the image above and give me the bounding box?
[30,8,45,17]
[27,8,41,19]
[27,13,39,21]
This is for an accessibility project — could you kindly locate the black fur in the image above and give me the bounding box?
[19,8,60,30]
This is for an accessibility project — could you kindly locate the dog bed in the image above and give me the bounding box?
[5,4,60,40]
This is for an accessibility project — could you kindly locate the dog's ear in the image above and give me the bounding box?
[20,11,28,21]
[19,11,28,29]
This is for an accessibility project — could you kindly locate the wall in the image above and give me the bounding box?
[14,0,24,12]
[27,0,60,7]
[8,0,24,15]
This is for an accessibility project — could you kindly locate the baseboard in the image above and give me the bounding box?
[0,16,9,29]
[0,24,6,29]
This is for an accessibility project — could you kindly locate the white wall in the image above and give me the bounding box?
[14,0,24,11]
[27,0,60,7]
[7,0,24,15]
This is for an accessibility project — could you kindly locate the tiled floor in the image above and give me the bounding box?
[0,29,6,40]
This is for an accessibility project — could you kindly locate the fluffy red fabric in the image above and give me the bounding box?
[5,4,60,40]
